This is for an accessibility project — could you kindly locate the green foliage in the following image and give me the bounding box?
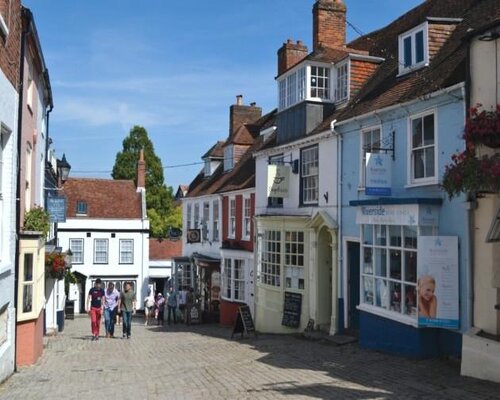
[112,125,178,238]
[23,206,50,237]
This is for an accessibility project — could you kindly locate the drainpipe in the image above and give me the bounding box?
[330,120,343,335]
[464,41,474,330]
[14,9,32,372]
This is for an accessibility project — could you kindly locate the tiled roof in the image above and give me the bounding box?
[202,141,225,159]
[186,109,277,198]
[312,0,500,133]
[62,178,142,219]
[149,238,182,260]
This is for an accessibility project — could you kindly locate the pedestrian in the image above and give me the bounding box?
[103,282,120,338]
[186,287,194,326]
[166,287,177,325]
[115,288,122,326]
[86,278,105,341]
[155,293,166,325]
[178,286,187,323]
[144,290,155,326]
[120,281,136,339]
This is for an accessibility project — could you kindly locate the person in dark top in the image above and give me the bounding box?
[87,278,105,341]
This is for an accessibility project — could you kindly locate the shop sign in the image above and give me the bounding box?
[267,165,290,198]
[356,204,439,226]
[417,236,459,329]
[365,153,392,196]
[47,196,66,223]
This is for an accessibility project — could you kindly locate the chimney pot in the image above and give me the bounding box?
[236,95,243,106]
[250,102,256,107]
[137,149,146,189]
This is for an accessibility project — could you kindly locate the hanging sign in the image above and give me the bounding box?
[47,196,66,223]
[267,165,290,198]
[365,152,392,196]
[417,236,459,329]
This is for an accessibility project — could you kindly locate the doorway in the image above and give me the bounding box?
[317,227,333,332]
[347,241,360,331]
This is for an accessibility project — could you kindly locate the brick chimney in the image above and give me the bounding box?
[137,149,146,189]
[313,0,347,51]
[277,39,308,76]
[229,95,262,137]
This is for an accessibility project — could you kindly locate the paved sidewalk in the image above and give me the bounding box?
[0,315,499,399]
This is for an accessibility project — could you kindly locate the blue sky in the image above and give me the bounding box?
[23,0,422,190]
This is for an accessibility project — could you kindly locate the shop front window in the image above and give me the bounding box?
[361,224,432,318]
[222,258,245,302]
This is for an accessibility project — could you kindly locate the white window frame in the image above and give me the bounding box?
[193,203,200,229]
[222,258,246,302]
[286,72,297,107]
[310,65,331,100]
[203,159,211,177]
[228,197,236,239]
[359,126,381,189]
[186,203,192,230]
[224,145,234,171]
[212,199,219,241]
[69,238,84,264]
[202,201,210,241]
[284,231,305,290]
[20,253,34,315]
[25,143,32,212]
[94,239,109,264]
[359,224,437,325]
[242,196,251,240]
[258,230,281,287]
[398,22,429,75]
[407,110,437,186]
[335,61,349,103]
[300,145,319,205]
[0,12,9,37]
[119,239,134,264]
[278,79,287,110]
[26,70,34,112]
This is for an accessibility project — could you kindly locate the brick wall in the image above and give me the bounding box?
[16,310,44,366]
[0,0,21,89]
[313,0,346,51]
[350,59,380,98]
[428,23,457,61]
[277,39,308,76]
[229,103,262,138]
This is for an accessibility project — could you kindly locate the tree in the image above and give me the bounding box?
[112,126,181,237]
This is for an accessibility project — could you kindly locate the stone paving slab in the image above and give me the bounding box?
[0,315,499,399]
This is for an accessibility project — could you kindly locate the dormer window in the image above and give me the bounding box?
[204,160,210,176]
[76,201,87,215]
[224,145,234,171]
[310,66,330,99]
[398,22,428,75]
[335,62,348,102]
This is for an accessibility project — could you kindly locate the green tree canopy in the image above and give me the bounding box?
[112,126,180,237]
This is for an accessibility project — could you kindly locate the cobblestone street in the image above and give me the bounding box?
[1,315,499,400]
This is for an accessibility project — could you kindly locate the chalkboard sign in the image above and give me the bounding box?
[282,292,302,328]
[231,305,256,338]
[47,196,67,223]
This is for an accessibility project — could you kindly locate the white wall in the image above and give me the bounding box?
[58,217,149,309]
[255,134,338,219]
[182,194,222,258]
[0,67,18,383]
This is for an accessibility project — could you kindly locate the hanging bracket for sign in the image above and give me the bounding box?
[364,131,395,160]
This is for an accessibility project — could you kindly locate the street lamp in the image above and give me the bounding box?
[57,154,71,183]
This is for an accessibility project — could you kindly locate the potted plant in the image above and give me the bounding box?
[23,206,50,238]
[464,104,500,148]
[442,150,500,199]
[45,252,68,280]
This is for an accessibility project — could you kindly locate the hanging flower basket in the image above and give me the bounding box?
[45,252,68,280]
[442,151,500,199]
[464,104,500,148]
